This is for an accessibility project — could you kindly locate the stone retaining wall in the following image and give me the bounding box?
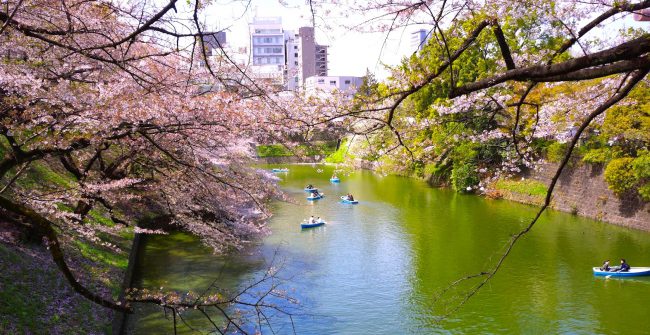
[526,162,650,230]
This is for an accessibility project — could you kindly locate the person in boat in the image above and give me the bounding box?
[308,216,315,224]
[306,184,313,189]
[311,190,320,197]
[618,258,630,272]
[316,216,322,223]
[600,260,610,271]
[347,193,354,201]
[332,173,338,179]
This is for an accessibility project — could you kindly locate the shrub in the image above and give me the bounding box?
[631,153,650,179]
[582,148,611,164]
[546,141,568,163]
[638,184,650,202]
[604,157,637,195]
[632,153,650,201]
[451,161,479,192]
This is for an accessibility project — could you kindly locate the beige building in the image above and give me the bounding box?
[304,76,364,98]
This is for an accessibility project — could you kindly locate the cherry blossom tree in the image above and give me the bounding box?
[306,0,650,318]
[0,1,312,331]
[2,0,649,330]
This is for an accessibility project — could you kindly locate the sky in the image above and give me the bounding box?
[202,0,422,78]
[198,0,650,79]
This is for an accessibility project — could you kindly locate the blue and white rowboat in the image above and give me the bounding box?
[272,168,289,173]
[304,188,319,192]
[301,221,325,229]
[340,196,358,204]
[307,194,324,200]
[592,267,650,277]
[330,178,340,183]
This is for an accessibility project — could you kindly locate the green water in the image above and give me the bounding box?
[129,164,650,334]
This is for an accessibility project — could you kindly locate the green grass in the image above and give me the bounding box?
[494,179,548,197]
[14,161,75,189]
[325,139,354,163]
[298,141,338,156]
[256,144,294,157]
[256,141,338,158]
[87,208,116,227]
[0,244,112,333]
[74,240,128,270]
[0,137,7,158]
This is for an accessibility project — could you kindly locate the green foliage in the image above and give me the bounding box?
[602,84,650,149]
[604,158,637,195]
[299,141,338,156]
[423,163,439,177]
[448,141,480,191]
[631,152,650,201]
[451,161,479,192]
[545,142,568,163]
[256,141,338,158]
[637,184,650,202]
[631,153,650,179]
[582,148,611,164]
[256,144,293,157]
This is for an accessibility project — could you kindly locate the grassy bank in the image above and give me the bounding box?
[0,145,134,334]
[491,179,548,206]
[256,141,338,158]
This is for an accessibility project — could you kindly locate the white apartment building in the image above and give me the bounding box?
[250,17,286,85]
[249,17,329,90]
[304,76,364,98]
[411,29,429,52]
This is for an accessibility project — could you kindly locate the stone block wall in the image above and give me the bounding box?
[528,162,650,230]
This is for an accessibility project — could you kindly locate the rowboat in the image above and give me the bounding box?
[271,168,289,172]
[307,194,324,200]
[330,177,340,183]
[301,220,325,229]
[340,196,358,204]
[592,267,650,277]
[304,187,319,192]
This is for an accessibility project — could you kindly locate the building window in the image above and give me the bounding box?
[294,61,298,65]
[294,45,298,49]
[329,80,336,85]
[294,53,298,57]
[317,79,324,84]
[263,37,272,43]
[344,80,351,84]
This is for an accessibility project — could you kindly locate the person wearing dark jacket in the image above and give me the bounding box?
[619,259,630,272]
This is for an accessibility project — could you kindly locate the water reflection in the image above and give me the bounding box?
[130,164,650,334]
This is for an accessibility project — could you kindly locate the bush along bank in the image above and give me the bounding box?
[331,135,649,229]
